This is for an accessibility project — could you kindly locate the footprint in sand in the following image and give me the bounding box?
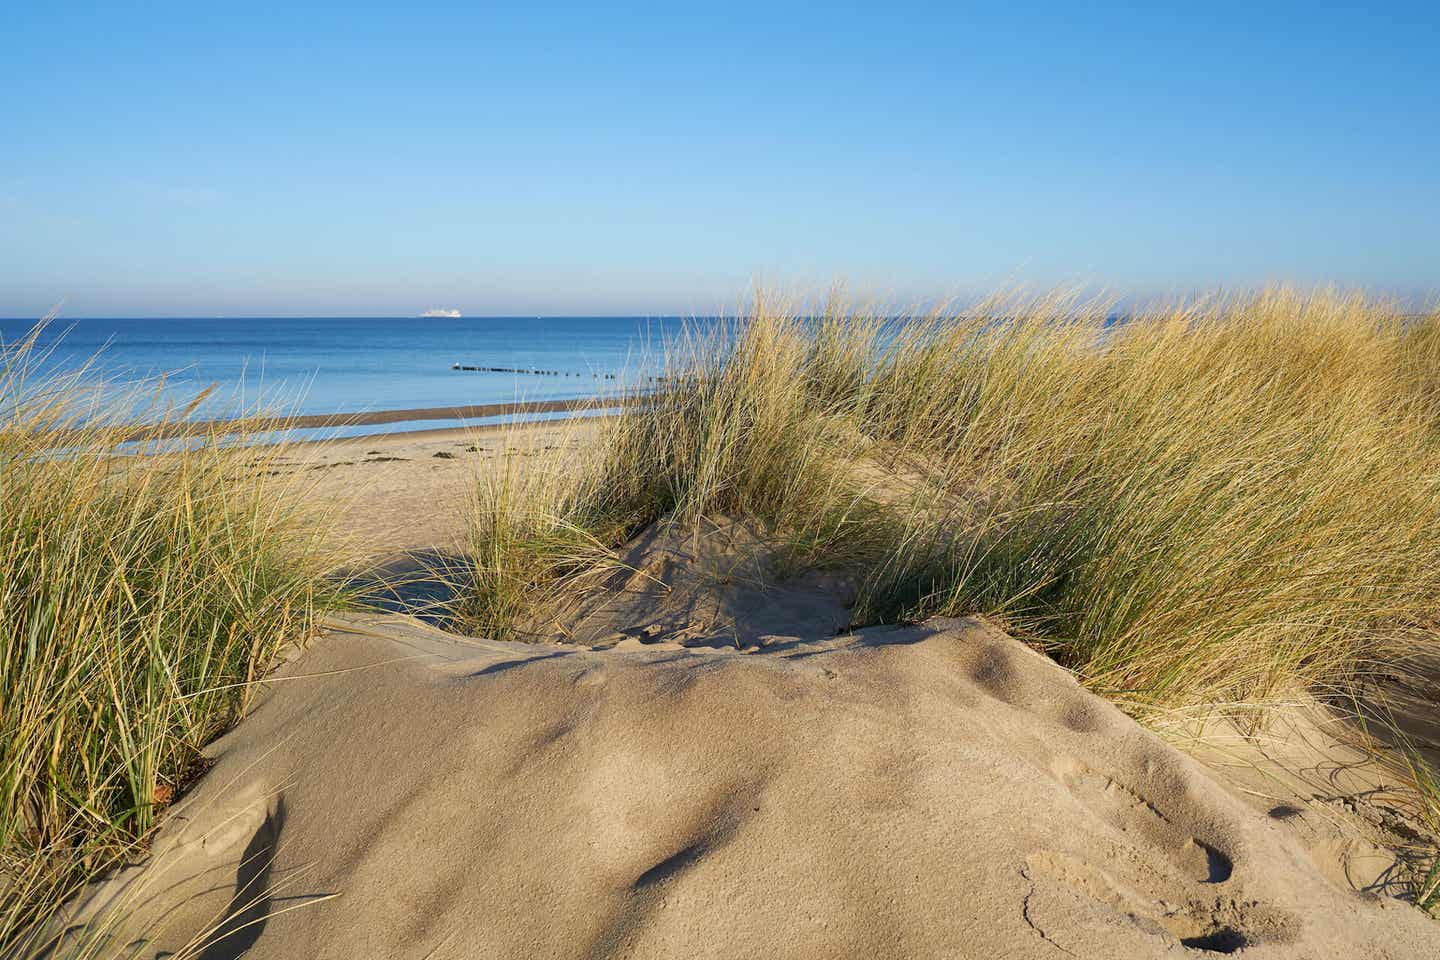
[1024,850,1295,955]
[1050,756,1233,885]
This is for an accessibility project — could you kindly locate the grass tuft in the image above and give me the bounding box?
[454,430,621,642]
[462,288,1440,717]
[1393,741,1440,917]
[856,290,1440,709]
[0,327,341,953]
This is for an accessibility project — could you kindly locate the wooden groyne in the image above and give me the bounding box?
[451,364,669,382]
[452,363,618,379]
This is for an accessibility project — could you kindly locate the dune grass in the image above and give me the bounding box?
[855,291,1440,710]
[0,330,341,953]
[453,429,623,643]
[15,288,1439,943]
[459,286,1440,914]
[455,300,888,641]
[464,288,1440,716]
[1401,748,1440,917]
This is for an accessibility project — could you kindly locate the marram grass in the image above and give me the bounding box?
[465,288,1440,714]
[0,329,341,953]
[460,286,1440,920]
[856,290,1440,710]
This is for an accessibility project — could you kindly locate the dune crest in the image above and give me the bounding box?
[57,610,1437,959]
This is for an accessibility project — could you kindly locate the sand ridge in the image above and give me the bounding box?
[56,611,1440,958]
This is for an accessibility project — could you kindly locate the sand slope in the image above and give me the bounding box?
[60,612,1438,959]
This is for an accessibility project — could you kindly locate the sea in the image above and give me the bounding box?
[0,316,703,438]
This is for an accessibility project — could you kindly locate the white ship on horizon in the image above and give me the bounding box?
[420,307,462,318]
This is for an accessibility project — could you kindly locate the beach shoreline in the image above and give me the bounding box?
[128,395,627,443]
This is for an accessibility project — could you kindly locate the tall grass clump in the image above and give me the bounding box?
[465,287,1440,718]
[457,295,887,640]
[0,329,340,952]
[856,290,1440,710]
[454,427,621,642]
[587,294,875,536]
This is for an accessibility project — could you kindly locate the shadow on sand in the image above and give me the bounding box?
[338,550,473,629]
[190,799,287,960]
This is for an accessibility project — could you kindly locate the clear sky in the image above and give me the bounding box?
[3,2,1437,316]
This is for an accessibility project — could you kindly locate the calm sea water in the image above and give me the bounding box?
[0,316,701,435]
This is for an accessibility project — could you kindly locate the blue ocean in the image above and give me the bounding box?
[0,316,701,436]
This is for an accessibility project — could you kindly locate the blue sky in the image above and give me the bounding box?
[3,2,1437,316]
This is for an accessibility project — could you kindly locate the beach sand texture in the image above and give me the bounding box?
[266,421,598,558]
[59,603,1439,958]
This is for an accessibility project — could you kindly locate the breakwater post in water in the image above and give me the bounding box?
[451,364,669,382]
[451,363,615,379]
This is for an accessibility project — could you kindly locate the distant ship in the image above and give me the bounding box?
[420,308,462,318]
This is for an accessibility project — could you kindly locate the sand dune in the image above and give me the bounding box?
[41,439,1438,959]
[57,607,1438,958]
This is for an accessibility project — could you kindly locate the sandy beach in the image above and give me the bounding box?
[275,418,603,558]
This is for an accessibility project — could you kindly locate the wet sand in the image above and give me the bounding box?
[132,395,627,442]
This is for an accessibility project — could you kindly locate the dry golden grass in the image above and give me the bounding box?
[453,425,622,642]
[20,287,1440,945]
[455,286,1440,921]
[465,288,1440,714]
[856,290,1440,710]
[0,328,343,953]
